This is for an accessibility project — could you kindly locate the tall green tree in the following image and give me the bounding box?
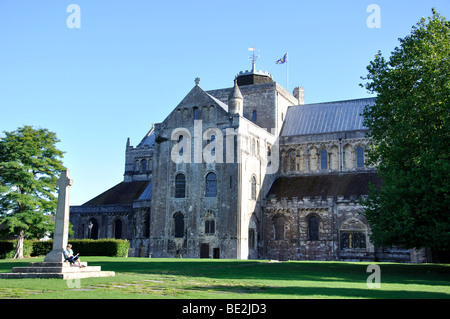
[360,9,450,251]
[0,126,65,258]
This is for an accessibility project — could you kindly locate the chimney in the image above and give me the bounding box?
[293,87,305,105]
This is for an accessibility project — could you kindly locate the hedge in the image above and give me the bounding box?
[0,239,130,258]
[0,240,33,259]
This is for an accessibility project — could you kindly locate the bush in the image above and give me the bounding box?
[31,240,53,257]
[0,239,130,258]
[67,239,130,257]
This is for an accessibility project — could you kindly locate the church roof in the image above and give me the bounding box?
[266,172,381,200]
[83,180,150,206]
[176,84,229,113]
[282,97,376,136]
[137,127,155,149]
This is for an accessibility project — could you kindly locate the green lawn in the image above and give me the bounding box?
[0,257,449,299]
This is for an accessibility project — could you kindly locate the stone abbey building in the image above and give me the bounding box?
[70,66,413,262]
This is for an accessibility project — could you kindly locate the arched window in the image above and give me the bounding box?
[88,218,99,240]
[251,176,257,200]
[205,220,215,234]
[193,107,199,120]
[114,218,123,239]
[356,146,365,168]
[289,150,296,172]
[135,160,140,171]
[140,159,147,173]
[143,213,150,238]
[320,149,328,170]
[205,172,217,197]
[308,215,319,240]
[175,173,186,198]
[174,212,184,238]
[273,215,285,240]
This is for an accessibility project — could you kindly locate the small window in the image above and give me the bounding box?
[114,219,123,239]
[140,159,147,173]
[178,135,184,156]
[205,172,217,197]
[175,173,186,198]
[251,176,256,200]
[320,149,328,170]
[252,110,257,122]
[308,216,319,240]
[289,151,296,172]
[273,216,285,240]
[356,146,365,168]
[249,228,256,249]
[174,212,184,238]
[88,218,99,239]
[193,107,199,120]
[205,220,215,234]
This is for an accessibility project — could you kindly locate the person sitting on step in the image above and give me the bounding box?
[64,244,85,267]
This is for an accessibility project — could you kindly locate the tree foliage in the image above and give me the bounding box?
[360,9,450,250]
[0,126,65,257]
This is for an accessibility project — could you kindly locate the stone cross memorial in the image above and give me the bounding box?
[44,170,73,263]
[0,169,115,279]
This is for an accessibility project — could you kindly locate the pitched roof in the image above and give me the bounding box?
[267,172,381,200]
[176,84,229,112]
[83,180,150,206]
[137,127,155,149]
[282,98,376,136]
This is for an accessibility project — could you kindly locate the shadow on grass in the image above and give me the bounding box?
[187,284,450,299]
[1,258,449,299]
[91,258,450,285]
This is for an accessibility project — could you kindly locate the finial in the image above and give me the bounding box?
[195,77,200,86]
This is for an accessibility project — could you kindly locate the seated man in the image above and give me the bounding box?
[63,244,85,267]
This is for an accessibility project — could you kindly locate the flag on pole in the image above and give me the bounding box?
[276,53,287,64]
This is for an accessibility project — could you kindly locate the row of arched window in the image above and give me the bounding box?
[271,214,367,249]
[173,212,216,238]
[272,214,320,241]
[282,144,367,173]
[174,172,217,198]
[176,105,217,124]
[135,158,151,174]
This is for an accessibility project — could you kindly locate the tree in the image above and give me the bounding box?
[0,126,65,258]
[360,9,450,251]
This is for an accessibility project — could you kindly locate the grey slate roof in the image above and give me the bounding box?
[138,180,152,201]
[282,97,376,136]
[137,127,155,149]
[83,181,150,205]
[267,172,382,199]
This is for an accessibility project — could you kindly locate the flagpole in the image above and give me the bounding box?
[286,51,289,91]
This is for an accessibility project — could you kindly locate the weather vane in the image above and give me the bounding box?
[248,46,260,72]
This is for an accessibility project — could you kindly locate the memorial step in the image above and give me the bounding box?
[12,266,101,273]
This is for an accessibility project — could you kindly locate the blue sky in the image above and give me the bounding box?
[1,0,449,205]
